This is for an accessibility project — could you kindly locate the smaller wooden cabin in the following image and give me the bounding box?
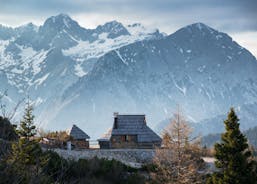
[98,113,162,149]
[67,124,90,149]
[98,129,112,149]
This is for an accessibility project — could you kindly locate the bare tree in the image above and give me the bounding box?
[0,90,8,116]
[0,90,24,120]
[153,106,203,184]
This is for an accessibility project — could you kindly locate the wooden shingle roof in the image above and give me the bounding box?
[68,124,90,140]
[111,114,161,143]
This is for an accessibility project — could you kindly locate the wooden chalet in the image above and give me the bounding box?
[67,124,90,149]
[98,113,162,149]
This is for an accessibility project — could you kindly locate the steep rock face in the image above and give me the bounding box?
[52,23,257,137]
[95,21,131,39]
[37,14,93,49]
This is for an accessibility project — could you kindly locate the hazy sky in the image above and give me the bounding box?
[0,0,256,56]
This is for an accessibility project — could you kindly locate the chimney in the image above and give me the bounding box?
[113,112,119,117]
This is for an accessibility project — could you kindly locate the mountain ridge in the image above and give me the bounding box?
[51,21,257,137]
[0,15,256,138]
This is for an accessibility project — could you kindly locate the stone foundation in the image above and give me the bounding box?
[52,148,156,168]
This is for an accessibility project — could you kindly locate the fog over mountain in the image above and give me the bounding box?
[0,14,256,138]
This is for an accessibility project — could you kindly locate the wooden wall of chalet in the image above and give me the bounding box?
[72,140,89,149]
[110,135,161,149]
[98,140,111,149]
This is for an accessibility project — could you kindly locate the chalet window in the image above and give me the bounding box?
[114,117,118,129]
[123,135,137,142]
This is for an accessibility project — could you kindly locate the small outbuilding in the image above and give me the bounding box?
[98,113,162,149]
[98,128,112,149]
[67,124,90,149]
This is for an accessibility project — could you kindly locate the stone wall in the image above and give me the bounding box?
[53,148,156,168]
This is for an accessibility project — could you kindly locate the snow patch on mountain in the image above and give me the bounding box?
[34,97,45,106]
[17,45,48,75]
[0,42,49,89]
[126,23,160,36]
[63,29,160,60]
[115,50,128,66]
[74,63,87,77]
[62,23,163,77]
[0,40,14,67]
[34,73,50,86]
[172,77,187,96]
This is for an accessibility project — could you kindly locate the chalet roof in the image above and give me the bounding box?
[67,124,90,140]
[110,114,161,143]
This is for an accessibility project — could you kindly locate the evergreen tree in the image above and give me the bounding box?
[208,108,257,184]
[17,100,36,139]
[7,99,43,183]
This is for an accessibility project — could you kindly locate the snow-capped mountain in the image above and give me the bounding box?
[50,22,257,137]
[0,14,163,123]
[0,14,257,138]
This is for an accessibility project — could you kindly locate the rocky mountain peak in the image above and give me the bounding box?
[15,23,38,34]
[41,14,78,31]
[45,13,74,27]
[96,20,130,38]
[172,22,222,39]
[188,22,215,32]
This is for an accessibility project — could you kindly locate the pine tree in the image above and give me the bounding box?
[12,99,41,164]
[208,108,257,184]
[18,100,36,139]
[8,99,43,183]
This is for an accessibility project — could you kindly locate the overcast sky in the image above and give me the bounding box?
[0,0,256,56]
